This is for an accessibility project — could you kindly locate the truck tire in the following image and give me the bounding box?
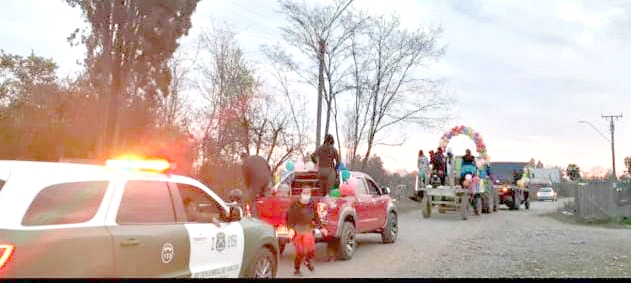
[512,194,520,210]
[421,195,431,218]
[487,194,495,213]
[336,221,356,261]
[244,247,277,278]
[381,212,398,244]
[481,194,490,214]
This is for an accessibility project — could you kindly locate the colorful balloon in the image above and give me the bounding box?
[438,125,489,165]
[285,160,294,171]
[341,170,351,181]
[340,183,354,196]
[337,162,346,171]
[295,160,305,171]
[347,177,359,190]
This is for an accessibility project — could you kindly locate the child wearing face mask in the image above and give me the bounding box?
[286,187,324,275]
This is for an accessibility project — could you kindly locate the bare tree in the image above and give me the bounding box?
[260,44,312,170]
[276,0,354,149]
[158,45,201,130]
[347,14,452,169]
[194,22,311,191]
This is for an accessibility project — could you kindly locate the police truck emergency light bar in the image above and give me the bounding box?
[106,158,172,172]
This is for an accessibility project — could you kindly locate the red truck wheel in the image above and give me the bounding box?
[381,212,397,244]
[336,221,356,261]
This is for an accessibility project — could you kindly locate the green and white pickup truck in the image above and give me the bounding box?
[0,159,279,278]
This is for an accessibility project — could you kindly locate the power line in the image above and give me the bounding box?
[601,113,622,178]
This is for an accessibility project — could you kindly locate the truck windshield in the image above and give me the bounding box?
[489,162,527,184]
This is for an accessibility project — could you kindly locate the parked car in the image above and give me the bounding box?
[536,187,558,201]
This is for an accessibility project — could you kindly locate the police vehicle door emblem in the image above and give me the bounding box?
[216,232,226,252]
[161,242,174,264]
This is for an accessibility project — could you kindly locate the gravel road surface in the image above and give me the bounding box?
[277,198,631,278]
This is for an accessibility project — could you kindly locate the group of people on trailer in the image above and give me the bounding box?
[417,147,488,188]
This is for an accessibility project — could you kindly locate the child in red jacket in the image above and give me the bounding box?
[287,187,326,275]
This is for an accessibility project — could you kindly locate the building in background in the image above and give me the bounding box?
[532,168,561,183]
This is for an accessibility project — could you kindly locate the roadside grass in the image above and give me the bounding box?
[545,199,631,229]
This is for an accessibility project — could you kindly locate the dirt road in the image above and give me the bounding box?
[277,198,631,278]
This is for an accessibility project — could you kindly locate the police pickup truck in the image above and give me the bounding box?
[0,158,278,278]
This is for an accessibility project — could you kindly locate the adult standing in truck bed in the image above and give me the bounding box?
[241,153,273,217]
[312,134,341,195]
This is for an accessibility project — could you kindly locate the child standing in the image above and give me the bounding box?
[287,187,325,275]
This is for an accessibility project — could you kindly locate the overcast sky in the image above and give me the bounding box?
[1,0,630,175]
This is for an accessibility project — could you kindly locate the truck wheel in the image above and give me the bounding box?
[244,247,277,278]
[336,221,356,261]
[381,212,398,244]
[482,194,493,213]
[474,195,482,216]
[512,194,520,210]
[421,195,431,218]
[488,194,495,213]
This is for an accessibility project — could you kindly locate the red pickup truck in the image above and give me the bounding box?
[255,170,398,260]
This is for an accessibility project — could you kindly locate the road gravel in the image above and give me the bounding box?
[277,198,631,278]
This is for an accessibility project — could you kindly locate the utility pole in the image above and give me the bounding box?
[315,39,326,149]
[602,114,623,179]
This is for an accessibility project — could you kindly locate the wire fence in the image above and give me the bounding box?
[559,181,631,222]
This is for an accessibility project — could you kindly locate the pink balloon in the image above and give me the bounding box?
[295,160,305,171]
[340,183,354,196]
[347,177,359,190]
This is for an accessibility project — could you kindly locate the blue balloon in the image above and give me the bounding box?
[285,161,294,171]
[337,162,346,171]
[341,170,351,181]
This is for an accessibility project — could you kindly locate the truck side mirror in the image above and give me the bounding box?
[223,203,243,222]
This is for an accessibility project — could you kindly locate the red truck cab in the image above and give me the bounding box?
[256,170,398,261]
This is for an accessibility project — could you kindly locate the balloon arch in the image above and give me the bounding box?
[439,125,490,166]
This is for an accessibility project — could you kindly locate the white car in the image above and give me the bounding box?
[536,187,558,201]
[0,159,278,278]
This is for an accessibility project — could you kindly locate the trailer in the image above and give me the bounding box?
[409,125,498,219]
[412,163,497,220]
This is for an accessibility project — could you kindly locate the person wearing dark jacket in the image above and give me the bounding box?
[312,134,340,195]
[241,153,273,217]
[286,187,324,275]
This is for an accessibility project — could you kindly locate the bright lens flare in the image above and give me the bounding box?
[106,156,171,172]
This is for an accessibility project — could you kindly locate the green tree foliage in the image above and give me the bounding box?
[566,163,581,181]
[0,50,67,160]
[64,0,201,156]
